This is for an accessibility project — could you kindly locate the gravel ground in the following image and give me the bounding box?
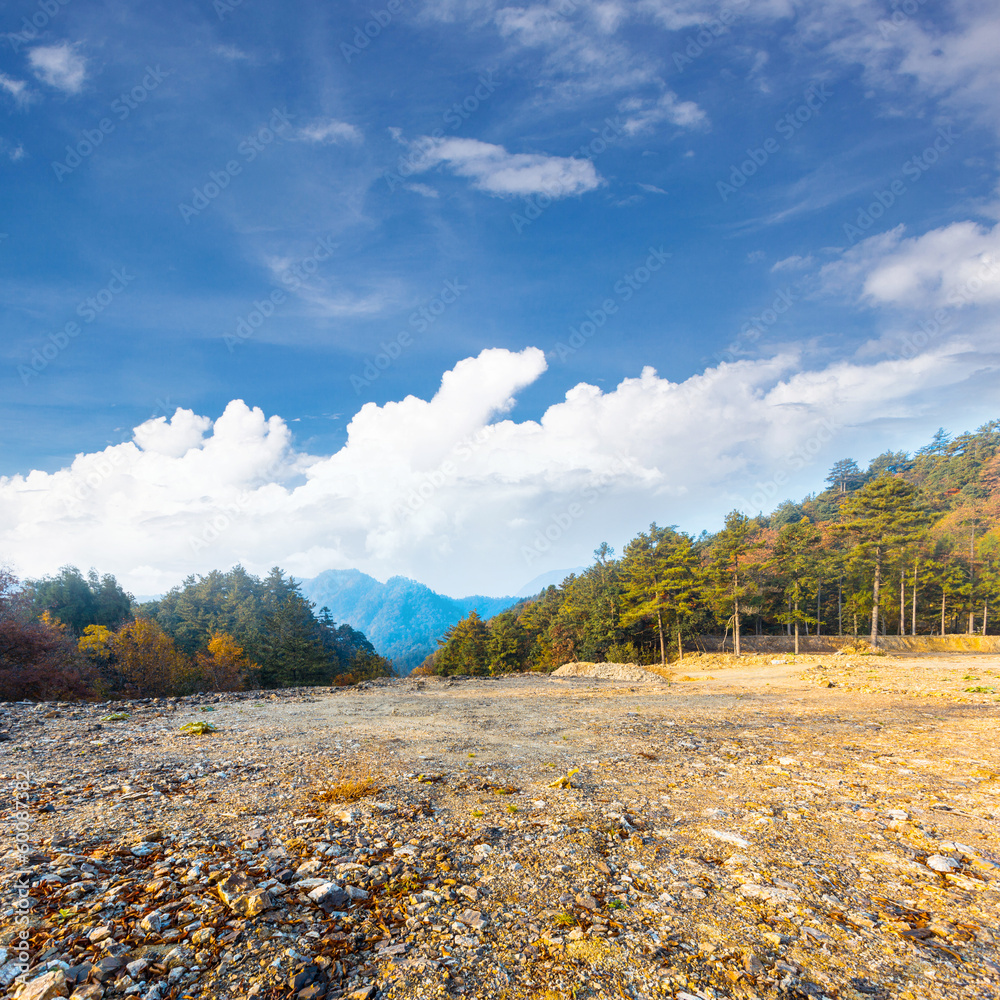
[1,653,998,1000]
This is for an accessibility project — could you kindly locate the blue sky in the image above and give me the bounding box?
[1,0,999,596]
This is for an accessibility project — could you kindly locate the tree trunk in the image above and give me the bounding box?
[656,606,666,667]
[793,601,799,655]
[911,559,918,636]
[733,569,741,657]
[941,591,946,636]
[968,611,975,635]
[816,581,821,636]
[677,629,683,661]
[838,576,843,637]
[870,544,882,647]
[983,599,988,636]
[899,573,904,636]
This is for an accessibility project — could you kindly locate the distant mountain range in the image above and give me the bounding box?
[299,569,526,674]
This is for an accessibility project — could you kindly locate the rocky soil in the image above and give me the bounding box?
[1,653,999,1000]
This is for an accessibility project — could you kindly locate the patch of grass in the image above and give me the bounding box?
[965,686,996,693]
[963,674,979,680]
[179,721,218,735]
[506,803,519,814]
[607,899,626,910]
[310,768,380,803]
[472,809,484,818]
[553,911,575,927]
[101,711,130,722]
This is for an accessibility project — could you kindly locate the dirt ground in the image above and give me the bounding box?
[1,653,998,1000]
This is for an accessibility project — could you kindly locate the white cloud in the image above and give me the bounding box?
[618,91,708,133]
[819,0,1000,135]
[822,220,1000,310]
[405,182,440,198]
[0,73,30,107]
[772,254,814,271]
[214,44,251,61]
[1,139,26,162]
[405,135,601,197]
[491,1,661,98]
[28,43,87,94]
[1,344,993,598]
[299,119,363,144]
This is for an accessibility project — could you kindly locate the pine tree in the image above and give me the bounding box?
[621,524,701,664]
[825,459,863,495]
[837,476,929,646]
[770,517,821,654]
[710,512,761,656]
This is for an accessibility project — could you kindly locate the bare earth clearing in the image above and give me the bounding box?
[1,654,998,1000]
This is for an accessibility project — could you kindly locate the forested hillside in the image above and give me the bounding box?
[0,564,389,701]
[420,421,1000,675]
[300,569,516,672]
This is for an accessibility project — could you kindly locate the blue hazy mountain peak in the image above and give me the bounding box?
[299,569,518,674]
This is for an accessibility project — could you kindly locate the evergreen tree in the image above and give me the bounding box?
[770,517,821,654]
[837,476,929,646]
[709,512,761,655]
[621,524,701,664]
[826,459,863,494]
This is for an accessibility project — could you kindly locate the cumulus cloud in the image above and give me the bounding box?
[299,119,363,144]
[28,43,87,94]
[405,135,601,197]
[822,220,1000,310]
[1,343,994,598]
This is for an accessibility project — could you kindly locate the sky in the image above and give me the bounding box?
[1,0,999,598]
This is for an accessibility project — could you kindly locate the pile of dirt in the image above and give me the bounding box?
[551,660,669,682]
